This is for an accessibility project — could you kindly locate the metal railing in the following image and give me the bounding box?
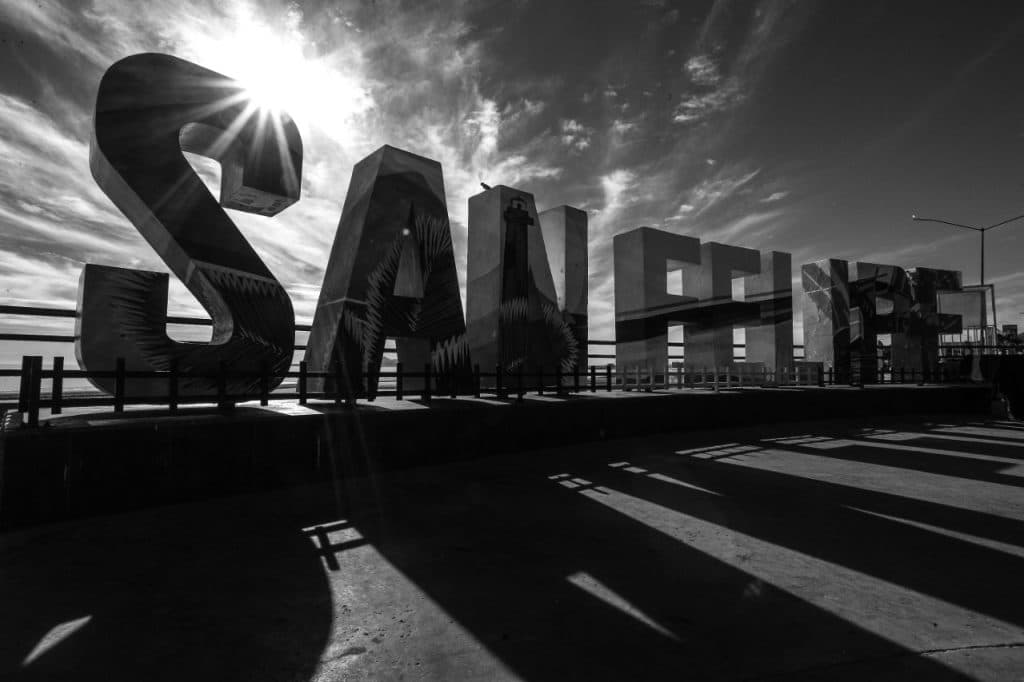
[0,304,970,428]
[3,353,968,429]
[0,304,805,369]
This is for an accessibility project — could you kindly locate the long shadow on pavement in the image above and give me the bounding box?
[584,441,1024,630]
[340,438,982,680]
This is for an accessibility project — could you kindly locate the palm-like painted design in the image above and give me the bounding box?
[358,208,469,381]
[305,145,467,396]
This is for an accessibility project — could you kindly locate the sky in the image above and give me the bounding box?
[1,0,1024,368]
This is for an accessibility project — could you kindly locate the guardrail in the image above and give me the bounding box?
[0,304,976,429]
[2,352,967,430]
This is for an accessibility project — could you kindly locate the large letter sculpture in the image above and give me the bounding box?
[905,268,964,371]
[802,259,962,377]
[466,186,586,384]
[801,259,851,376]
[539,205,589,364]
[79,53,301,398]
[744,251,795,371]
[614,227,700,372]
[304,145,466,395]
[681,242,761,370]
[614,226,793,374]
[848,263,914,382]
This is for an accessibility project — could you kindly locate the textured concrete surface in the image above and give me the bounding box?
[2,414,1023,680]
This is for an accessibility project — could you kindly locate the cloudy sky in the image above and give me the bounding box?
[1,0,1024,366]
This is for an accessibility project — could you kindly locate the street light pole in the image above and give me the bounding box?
[981,228,984,285]
[910,212,1024,330]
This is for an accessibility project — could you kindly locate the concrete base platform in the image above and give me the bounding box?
[1,414,1022,680]
[0,385,991,530]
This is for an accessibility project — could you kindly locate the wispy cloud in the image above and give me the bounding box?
[760,191,789,203]
[685,55,722,86]
[673,0,810,128]
[678,167,762,218]
[697,209,785,244]
[673,80,745,124]
[560,119,594,152]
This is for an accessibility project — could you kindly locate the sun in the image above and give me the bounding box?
[190,14,372,143]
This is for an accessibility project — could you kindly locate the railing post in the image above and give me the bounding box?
[259,362,269,406]
[828,367,833,385]
[169,358,179,413]
[423,363,432,403]
[216,360,228,410]
[395,362,404,401]
[817,364,825,387]
[473,364,481,398]
[51,356,64,415]
[589,365,596,392]
[114,357,126,413]
[332,363,343,405]
[24,356,42,427]
[298,360,307,405]
[349,363,362,406]
[367,363,377,402]
[17,355,31,414]
[605,364,612,392]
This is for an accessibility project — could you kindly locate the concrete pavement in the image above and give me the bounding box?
[1,414,1023,680]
